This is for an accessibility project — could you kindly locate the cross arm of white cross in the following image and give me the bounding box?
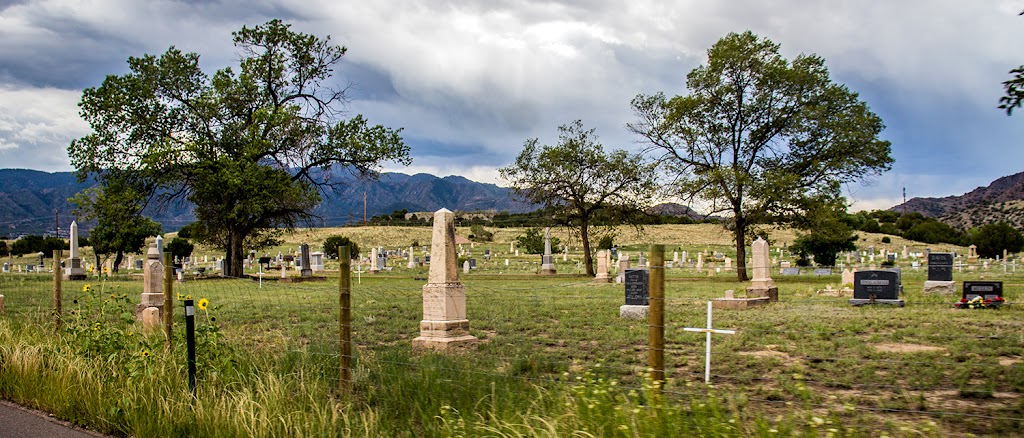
[683,327,736,335]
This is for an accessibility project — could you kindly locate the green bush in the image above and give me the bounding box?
[323,236,360,259]
[597,235,614,250]
[469,224,494,242]
[970,222,1024,259]
[881,236,891,243]
[515,228,561,254]
[166,237,194,260]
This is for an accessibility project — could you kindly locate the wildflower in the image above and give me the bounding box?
[177,293,183,300]
[141,350,150,358]
[82,284,91,293]
[210,317,216,322]
[198,298,209,310]
[185,295,192,300]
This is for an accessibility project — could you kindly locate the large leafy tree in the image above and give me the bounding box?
[790,200,858,267]
[500,121,657,276]
[69,20,410,276]
[629,31,892,281]
[71,176,162,272]
[969,222,1024,259]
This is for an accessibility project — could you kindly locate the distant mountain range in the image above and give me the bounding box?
[0,169,536,237]
[892,171,1024,230]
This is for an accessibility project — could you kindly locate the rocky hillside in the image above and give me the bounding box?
[893,171,1024,230]
[0,169,535,237]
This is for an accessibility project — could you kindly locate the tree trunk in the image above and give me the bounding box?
[734,215,749,282]
[227,229,245,278]
[581,217,594,276]
[113,251,124,273]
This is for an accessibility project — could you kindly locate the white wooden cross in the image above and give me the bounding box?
[683,301,736,383]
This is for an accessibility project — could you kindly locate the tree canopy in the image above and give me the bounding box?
[500,121,657,275]
[629,31,892,281]
[69,20,409,276]
[70,176,161,272]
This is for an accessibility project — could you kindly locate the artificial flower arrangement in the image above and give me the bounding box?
[955,295,1005,309]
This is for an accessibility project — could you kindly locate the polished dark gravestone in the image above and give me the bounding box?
[624,269,650,306]
[850,269,904,306]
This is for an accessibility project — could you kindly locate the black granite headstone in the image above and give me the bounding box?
[469,258,477,269]
[853,270,900,300]
[963,281,1003,301]
[624,269,649,306]
[928,252,954,281]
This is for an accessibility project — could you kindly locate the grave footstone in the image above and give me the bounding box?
[923,252,955,294]
[780,267,800,276]
[813,268,832,276]
[620,269,649,319]
[850,270,904,306]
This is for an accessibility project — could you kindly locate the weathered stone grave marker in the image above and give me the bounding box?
[412,208,477,350]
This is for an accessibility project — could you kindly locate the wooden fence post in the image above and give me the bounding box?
[164,252,174,351]
[649,245,665,387]
[339,246,352,394]
[53,249,62,331]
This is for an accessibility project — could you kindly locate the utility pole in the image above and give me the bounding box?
[54,210,59,238]
[902,187,906,215]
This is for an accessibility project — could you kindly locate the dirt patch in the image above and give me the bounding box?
[999,356,1022,366]
[738,349,800,366]
[873,343,946,353]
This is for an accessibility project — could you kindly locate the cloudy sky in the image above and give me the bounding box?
[1,0,1022,211]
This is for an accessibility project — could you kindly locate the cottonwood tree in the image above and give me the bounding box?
[630,31,892,281]
[69,20,409,276]
[500,121,657,276]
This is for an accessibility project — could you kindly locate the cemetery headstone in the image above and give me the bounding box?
[369,248,380,274]
[310,252,324,271]
[813,268,832,276]
[138,243,164,318]
[850,270,903,306]
[593,250,611,283]
[923,252,955,293]
[620,269,650,319]
[968,245,979,264]
[413,208,477,350]
[408,246,416,269]
[959,281,1004,309]
[468,258,476,270]
[746,237,778,301]
[540,227,556,275]
[780,267,800,276]
[64,220,86,280]
[300,244,312,277]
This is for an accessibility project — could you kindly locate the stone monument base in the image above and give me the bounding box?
[276,276,328,283]
[593,274,611,283]
[619,305,649,319]
[63,273,87,281]
[923,281,956,294]
[745,286,778,301]
[712,296,770,310]
[413,319,477,350]
[540,265,556,275]
[849,298,905,307]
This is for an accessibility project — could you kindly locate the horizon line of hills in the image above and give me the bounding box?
[2,167,1023,238]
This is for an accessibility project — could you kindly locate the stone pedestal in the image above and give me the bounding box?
[713,296,770,310]
[63,257,86,280]
[745,286,778,302]
[923,280,956,294]
[619,305,648,319]
[540,255,556,275]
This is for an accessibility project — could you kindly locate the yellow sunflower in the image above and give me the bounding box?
[82,284,91,293]
[198,298,209,311]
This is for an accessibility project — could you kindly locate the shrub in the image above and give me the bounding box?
[970,222,1024,259]
[881,236,891,243]
[323,236,360,259]
[469,224,494,242]
[597,235,614,250]
[166,237,194,260]
[515,228,561,254]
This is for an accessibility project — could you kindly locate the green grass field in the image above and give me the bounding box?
[0,225,1021,436]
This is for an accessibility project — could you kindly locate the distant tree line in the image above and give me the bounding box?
[850,211,1024,258]
[0,235,69,257]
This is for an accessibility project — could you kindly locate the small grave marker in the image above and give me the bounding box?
[813,268,831,276]
[781,267,800,276]
[683,301,737,383]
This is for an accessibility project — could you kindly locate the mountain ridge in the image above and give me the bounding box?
[892,171,1024,230]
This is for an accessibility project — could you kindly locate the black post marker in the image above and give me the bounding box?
[184,299,196,396]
